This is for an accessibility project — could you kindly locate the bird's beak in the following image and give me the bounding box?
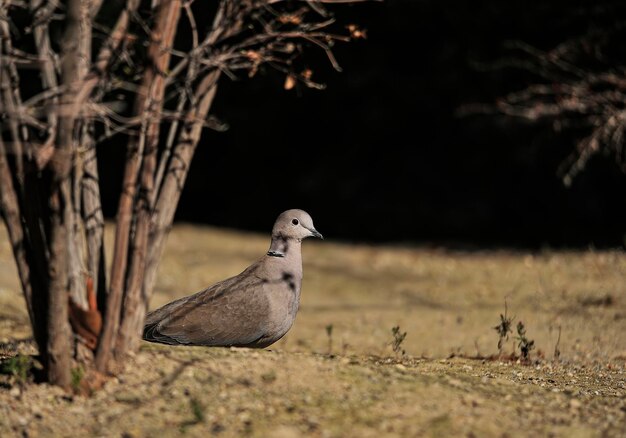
[309,228,324,240]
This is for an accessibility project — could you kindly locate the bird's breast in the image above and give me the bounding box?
[260,273,301,341]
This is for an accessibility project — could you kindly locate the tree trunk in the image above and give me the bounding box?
[45,179,72,388]
[40,0,85,388]
[115,0,182,359]
[81,132,106,299]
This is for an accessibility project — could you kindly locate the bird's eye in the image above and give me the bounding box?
[292,219,299,225]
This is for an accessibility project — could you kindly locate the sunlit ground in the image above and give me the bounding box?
[1,224,625,437]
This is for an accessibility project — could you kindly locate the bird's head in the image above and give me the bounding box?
[272,209,323,242]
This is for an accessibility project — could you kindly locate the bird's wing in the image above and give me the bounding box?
[143,264,270,346]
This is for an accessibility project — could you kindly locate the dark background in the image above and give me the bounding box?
[100,0,626,248]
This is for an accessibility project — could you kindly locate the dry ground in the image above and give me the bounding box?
[0,224,625,437]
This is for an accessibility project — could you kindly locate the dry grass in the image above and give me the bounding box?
[1,223,625,437]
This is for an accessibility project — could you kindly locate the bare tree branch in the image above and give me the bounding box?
[29,0,60,168]
[0,11,26,184]
[460,18,626,185]
[76,0,142,106]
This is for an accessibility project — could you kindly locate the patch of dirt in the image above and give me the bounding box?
[1,224,625,437]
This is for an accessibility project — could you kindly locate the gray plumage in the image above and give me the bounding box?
[143,209,323,348]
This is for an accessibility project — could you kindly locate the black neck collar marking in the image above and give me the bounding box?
[267,250,285,258]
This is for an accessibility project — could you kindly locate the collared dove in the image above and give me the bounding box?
[143,209,323,348]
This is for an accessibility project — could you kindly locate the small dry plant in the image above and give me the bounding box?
[515,321,535,361]
[391,326,407,356]
[493,299,514,356]
[492,299,536,362]
[325,324,334,355]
